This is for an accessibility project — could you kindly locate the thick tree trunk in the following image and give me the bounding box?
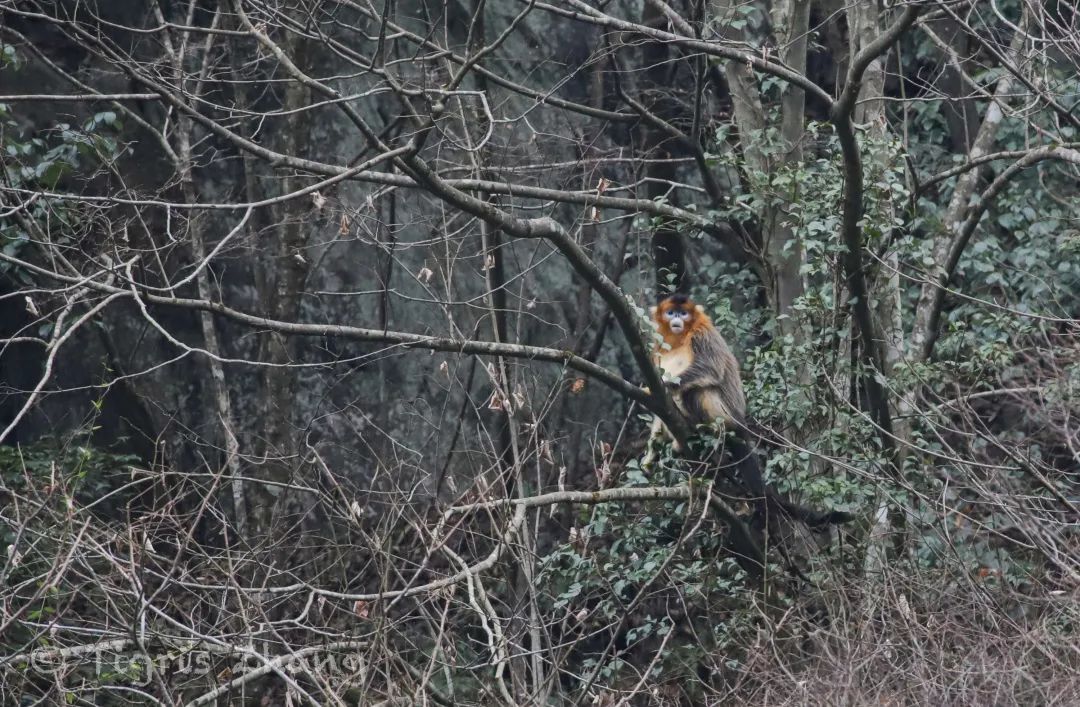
[643,1,685,294]
[846,0,904,580]
[712,0,808,337]
[251,28,314,533]
[769,0,811,340]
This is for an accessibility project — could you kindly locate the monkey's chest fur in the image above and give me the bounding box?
[656,335,744,424]
[657,346,693,380]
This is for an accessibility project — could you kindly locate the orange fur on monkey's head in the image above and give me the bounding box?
[651,294,712,349]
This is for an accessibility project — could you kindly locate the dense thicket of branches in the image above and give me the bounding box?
[2,0,1079,704]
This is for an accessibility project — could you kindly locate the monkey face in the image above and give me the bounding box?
[662,307,692,334]
[652,294,700,338]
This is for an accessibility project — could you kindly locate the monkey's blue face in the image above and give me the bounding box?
[663,308,691,333]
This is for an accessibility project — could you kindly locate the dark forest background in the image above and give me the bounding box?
[2,0,1079,704]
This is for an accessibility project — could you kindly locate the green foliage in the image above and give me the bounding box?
[0,439,138,665]
[535,483,755,691]
[0,42,20,70]
[0,439,138,502]
[890,26,1080,588]
[0,437,140,567]
[698,123,911,514]
[0,90,124,276]
[644,70,1080,651]
[702,68,1079,569]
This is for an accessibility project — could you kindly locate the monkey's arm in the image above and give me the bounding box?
[679,330,746,424]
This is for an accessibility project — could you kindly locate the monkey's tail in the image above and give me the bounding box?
[722,428,854,529]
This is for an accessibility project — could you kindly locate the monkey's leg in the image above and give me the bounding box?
[642,415,673,470]
[683,388,736,428]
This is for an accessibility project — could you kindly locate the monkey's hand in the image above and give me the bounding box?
[643,381,680,396]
